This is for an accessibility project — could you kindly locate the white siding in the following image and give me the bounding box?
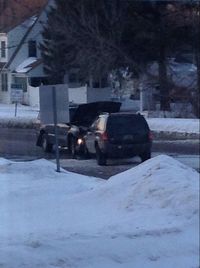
[0,72,12,103]
[68,86,87,104]
[28,86,40,107]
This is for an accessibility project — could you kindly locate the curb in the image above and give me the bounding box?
[152,131,199,140]
[0,119,38,129]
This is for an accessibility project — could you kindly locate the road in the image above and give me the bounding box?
[0,127,199,179]
[49,153,198,179]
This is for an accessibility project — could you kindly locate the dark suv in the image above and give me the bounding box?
[83,112,152,165]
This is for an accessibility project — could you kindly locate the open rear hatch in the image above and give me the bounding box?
[70,101,121,127]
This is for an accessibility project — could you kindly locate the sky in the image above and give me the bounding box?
[0,154,199,268]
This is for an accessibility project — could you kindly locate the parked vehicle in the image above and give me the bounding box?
[36,101,121,157]
[81,112,152,165]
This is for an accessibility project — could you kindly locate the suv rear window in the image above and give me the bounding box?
[107,114,149,135]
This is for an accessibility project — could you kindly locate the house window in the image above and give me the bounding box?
[1,73,8,91]
[13,77,27,92]
[28,40,37,57]
[1,41,6,58]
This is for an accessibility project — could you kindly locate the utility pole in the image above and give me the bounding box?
[139,81,144,113]
[52,86,60,173]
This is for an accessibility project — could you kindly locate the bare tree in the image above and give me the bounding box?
[40,0,199,116]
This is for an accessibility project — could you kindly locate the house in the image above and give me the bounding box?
[0,0,139,108]
[0,0,49,105]
[0,0,107,106]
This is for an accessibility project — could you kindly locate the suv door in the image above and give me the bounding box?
[85,116,107,154]
[85,119,99,154]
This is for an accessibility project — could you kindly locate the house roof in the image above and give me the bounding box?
[15,57,37,73]
[0,0,48,32]
[5,15,39,69]
[5,0,52,70]
[27,58,43,72]
[14,57,42,73]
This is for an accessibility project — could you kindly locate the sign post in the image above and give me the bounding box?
[11,84,23,117]
[52,86,60,173]
[39,84,69,173]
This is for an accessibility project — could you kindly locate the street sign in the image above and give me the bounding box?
[39,84,69,173]
[10,84,23,117]
[39,84,69,124]
[11,84,23,102]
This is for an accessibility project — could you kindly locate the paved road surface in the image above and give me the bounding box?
[52,153,200,179]
[0,127,199,157]
[0,128,199,179]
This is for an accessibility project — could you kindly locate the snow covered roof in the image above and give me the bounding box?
[21,16,38,29]
[15,57,38,73]
[147,58,197,89]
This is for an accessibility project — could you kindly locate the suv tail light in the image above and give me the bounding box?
[101,131,108,141]
[148,131,153,141]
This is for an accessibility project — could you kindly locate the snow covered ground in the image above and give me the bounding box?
[0,103,199,134]
[0,103,39,119]
[0,103,39,126]
[0,155,199,268]
[147,118,199,134]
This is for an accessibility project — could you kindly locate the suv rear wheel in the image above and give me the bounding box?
[140,151,151,162]
[96,145,107,166]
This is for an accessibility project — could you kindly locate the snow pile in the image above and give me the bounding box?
[107,155,198,220]
[0,155,199,268]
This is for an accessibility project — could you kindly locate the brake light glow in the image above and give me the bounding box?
[149,131,153,141]
[77,138,84,145]
[101,132,108,141]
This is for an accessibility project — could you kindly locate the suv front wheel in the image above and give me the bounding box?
[42,134,53,153]
[68,137,77,158]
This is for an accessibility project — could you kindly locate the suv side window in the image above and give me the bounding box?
[96,117,106,131]
[91,118,99,130]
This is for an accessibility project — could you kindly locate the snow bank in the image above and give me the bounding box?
[0,103,39,128]
[0,103,39,118]
[0,155,199,268]
[108,155,198,220]
[0,103,199,133]
[147,118,199,134]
